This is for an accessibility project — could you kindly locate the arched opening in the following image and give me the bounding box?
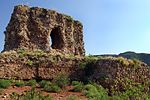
[50,27,63,49]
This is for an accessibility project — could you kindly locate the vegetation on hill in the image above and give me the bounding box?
[119,51,150,66]
[97,51,150,67]
[0,78,149,100]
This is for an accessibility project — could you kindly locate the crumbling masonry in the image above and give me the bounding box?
[0,6,150,95]
[3,5,85,56]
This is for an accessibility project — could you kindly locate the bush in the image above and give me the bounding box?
[92,83,109,99]
[72,81,81,86]
[83,84,100,99]
[117,84,146,100]
[0,79,12,89]
[26,80,37,87]
[39,80,51,88]
[73,84,83,92]
[79,62,87,69]
[26,60,33,66]
[53,73,69,88]
[17,48,27,58]
[10,88,52,100]
[43,84,61,93]
[71,81,83,92]
[83,84,109,100]
[15,80,25,87]
[116,57,129,66]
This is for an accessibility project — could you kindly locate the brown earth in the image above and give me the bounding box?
[0,85,87,100]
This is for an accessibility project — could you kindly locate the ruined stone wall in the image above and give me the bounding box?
[85,57,150,93]
[0,51,85,80]
[3,5,85,56]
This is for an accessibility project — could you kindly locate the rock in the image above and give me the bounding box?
[3,5,85,56]
[0,51,85,80]
[2,93,9,99]
[85,57,150,93]
[2,95,7,98]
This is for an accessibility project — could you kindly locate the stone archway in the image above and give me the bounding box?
[50,27,63,49]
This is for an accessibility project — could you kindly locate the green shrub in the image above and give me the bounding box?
[53,73,69,88]
[10,88,52,100]
[83,84,109,100]
[32,49,45,58]
[73,84,83,92]
[71,81,81,86]
[42,95,52,100]
[39,80,51,88]
[26,80,37,87]
[120,84,146,99]
[17,48,27,58]
[26,60,33,66]
[0,79,12,89]
[84,56,99,62]
[132,59,140,69]
[92,83,109,99]
[110,95,122,100]
[71,81,84,92]
[79,62,87,69]
[83,84,100,99]
[110,83,148,100]
[43,84,61,93]
[15,80,25,87]
[116,57,129,66]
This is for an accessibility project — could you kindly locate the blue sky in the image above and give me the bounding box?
[0,0,150,55]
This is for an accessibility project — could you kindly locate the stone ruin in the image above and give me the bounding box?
[0,5,150,97]
[3,5,85,56]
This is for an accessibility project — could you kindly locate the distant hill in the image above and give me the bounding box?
[95,51,150,66]
[119,51,150,66]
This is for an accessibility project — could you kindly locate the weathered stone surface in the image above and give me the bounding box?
[0,50,85,80]
[3,5,85,56]
[85,57,150,93]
